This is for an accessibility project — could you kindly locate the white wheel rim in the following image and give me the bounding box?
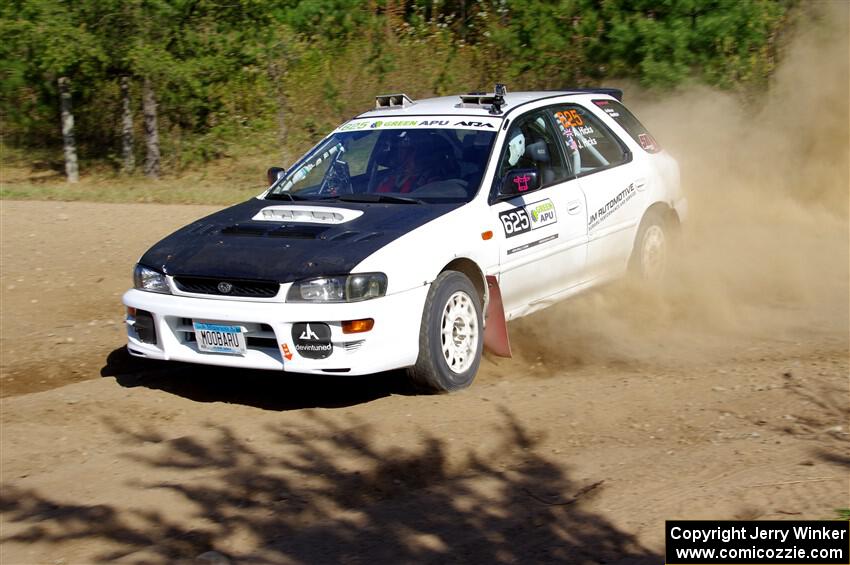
[440,290,478,374]
[641,224,667,281]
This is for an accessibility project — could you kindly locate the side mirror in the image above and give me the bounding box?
[499,169,540,199]
[267,167,286,186]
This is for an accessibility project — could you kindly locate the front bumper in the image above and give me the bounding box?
[122,285,428,375]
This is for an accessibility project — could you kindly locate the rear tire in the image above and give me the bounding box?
[407,271,483,393]
[630,210,670,282]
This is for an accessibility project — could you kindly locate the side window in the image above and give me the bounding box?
[496,110,569,189]
[551,105,628,175]
[592,99,661,153]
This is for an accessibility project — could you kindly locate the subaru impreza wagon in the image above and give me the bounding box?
[124,85,685,393]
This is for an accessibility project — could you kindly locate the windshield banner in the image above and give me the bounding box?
[335,116,502,133]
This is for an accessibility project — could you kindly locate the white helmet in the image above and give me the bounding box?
[507,131,525,166]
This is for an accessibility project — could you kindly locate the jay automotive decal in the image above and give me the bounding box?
[292,322,333,359]
[588,182,637,230]
[499,198,557,238]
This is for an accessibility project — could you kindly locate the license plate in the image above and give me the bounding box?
[193,321,246,355]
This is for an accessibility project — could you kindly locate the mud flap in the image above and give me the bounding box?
[483,275,511,358]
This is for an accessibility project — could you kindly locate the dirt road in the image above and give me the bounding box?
[1,198,847,564]
[1,13,848,562]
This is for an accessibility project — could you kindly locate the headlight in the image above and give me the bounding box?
[133,264,171,294]
[286,273,387,303]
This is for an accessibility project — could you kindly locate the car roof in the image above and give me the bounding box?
[356,91,611,119]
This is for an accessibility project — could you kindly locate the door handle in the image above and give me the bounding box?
[567,200,583,215]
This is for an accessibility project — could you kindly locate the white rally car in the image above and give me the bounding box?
[124,86,685,392]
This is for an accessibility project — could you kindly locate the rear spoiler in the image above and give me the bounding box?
[565,87,623,101]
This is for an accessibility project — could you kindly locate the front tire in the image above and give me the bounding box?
[407,271,483,393]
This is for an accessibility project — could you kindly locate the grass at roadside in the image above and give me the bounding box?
[1,177,262,206]
[0,143,276,206]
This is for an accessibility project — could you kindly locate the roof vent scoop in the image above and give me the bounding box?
[457,83,508,114]
[375,93,414,109]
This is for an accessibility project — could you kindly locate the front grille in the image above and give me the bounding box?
[174,276,280,298]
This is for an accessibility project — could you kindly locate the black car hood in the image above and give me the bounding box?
[138,198,462,283]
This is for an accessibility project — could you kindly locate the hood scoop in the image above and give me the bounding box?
[222,223,327,240]
[252,205,364,224]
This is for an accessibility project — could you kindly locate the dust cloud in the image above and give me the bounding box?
[503,3,849,372]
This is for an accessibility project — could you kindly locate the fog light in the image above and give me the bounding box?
[133,310,157,345]
[342,318,374,334]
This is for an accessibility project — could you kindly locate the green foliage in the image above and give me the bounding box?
[481,0,604,88]
[599,0,789,88]
[0,0,794,181]
[273,0,370,38]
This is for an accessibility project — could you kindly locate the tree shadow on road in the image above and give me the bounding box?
[100,346,414,411]
[1,409,659,564]
[753,370,850,469]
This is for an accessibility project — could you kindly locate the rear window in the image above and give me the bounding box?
[593,99,661,154]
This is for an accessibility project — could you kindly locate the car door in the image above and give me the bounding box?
[491,109,588,319]
[548,103,646,278]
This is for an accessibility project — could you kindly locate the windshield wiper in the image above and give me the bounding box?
[337,194,423,204]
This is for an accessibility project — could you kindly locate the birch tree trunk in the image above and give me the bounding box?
[120,76,135,173]
[58,77,79,183]
[268,60,288,164]
[142,77,160,179]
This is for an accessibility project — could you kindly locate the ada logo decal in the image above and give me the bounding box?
[454,121,495,128]
[291,322,333,359]
[499,198,558,238]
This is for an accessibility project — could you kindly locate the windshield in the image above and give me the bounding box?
[267,123,497,204]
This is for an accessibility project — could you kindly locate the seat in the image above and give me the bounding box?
[525,139,556,185]
[419,135,460,181]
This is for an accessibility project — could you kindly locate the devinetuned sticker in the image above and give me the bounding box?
[665,520,849,565]
[291,322,333,360]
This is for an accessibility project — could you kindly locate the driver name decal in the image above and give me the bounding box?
[499,198,557,238]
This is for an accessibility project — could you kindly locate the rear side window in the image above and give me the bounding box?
[550,105,628,176]
[592,99,661,154]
